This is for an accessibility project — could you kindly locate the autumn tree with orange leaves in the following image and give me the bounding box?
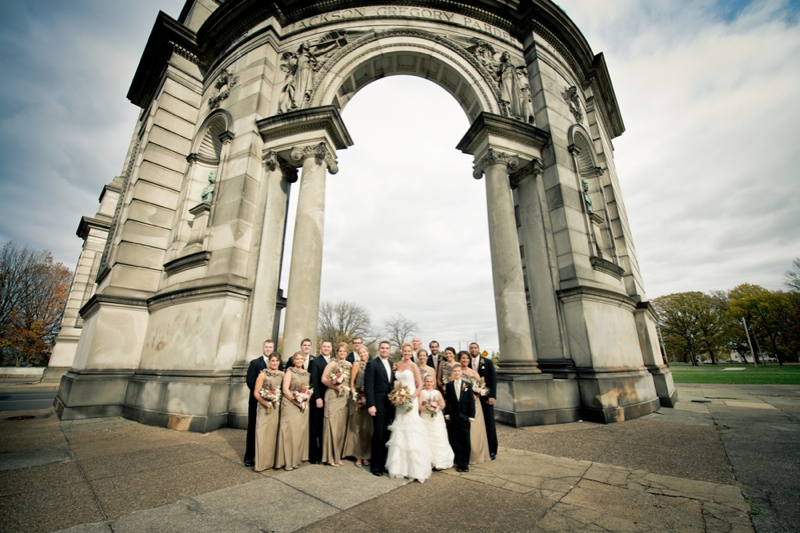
[0,242,72,366]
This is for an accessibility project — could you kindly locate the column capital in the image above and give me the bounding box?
[509,158,544,189]
[290,142,339,174]
[472,148,520,180]
[263,150,298,183]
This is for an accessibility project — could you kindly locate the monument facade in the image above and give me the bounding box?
[52,0,676,431]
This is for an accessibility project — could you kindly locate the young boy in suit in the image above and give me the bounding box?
[444,365,475,472]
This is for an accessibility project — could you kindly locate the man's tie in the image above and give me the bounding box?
[455,380,460,401]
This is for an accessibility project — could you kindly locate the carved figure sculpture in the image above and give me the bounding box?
[582,179,594,214]
[517,67,536,125]
[201,169,217,203]
[279,42,318,112]
[496,52,524,119]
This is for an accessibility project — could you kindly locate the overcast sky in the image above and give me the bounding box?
[1,1,798,354]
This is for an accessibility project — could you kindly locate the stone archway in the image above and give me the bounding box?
[52,0,676,432]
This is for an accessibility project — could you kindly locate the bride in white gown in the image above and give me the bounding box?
[386,343,432,483]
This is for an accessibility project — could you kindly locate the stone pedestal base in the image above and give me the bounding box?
[226,361,249,429]
[54,370,133,420]
[647,365,678,407]
[122,372,231,433]
[495,373,581,427]
[41,366,70,383]
[576,369,661,423]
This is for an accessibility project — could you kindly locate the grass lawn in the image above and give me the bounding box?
[669,363,800,384]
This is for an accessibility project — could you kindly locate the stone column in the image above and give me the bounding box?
[474,148,540,374]
[282,142,339,356]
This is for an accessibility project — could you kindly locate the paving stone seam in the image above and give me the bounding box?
[60,424,110,524]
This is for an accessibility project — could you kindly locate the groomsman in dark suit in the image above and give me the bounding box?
[470,342,498,460]
[364,340,395,476]
[308,340,332,464]
[445,364,475,472]
[244,339,279,467]
[428,340,441,372]
[346,337,371,364]
[287,338,314,370]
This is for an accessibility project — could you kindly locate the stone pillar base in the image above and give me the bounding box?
[123,372,232,432]
[494,373,581,427]
[226,361,249,429]
[41,366,70,383]
[576,369,661,423]
[54,370,133,420]
[647,365,678,407]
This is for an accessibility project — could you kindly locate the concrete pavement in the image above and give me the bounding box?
[0,383,797,533]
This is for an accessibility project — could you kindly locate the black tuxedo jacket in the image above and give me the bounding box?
[246,357,267,404]
[287,353,314,370]
[364,358,395,412]
[309,355,328,403]
[346,351,373,364]
[445,379,475,421]
[471,356,497,400]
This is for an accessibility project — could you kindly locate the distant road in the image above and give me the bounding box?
[0,391,57,411]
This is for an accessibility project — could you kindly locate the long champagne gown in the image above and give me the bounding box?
[254,370,284,471]
[342,366,372,460]
[322,360,351,465]
[275,367,310,469]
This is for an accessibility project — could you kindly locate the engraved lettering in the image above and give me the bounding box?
[354,8,366,16]
[387,7,397,16]
[443,12,455,21]
[410,8,420,17]
[428,10,439,20]
[330,12,340,20]
[377,6,387,15]
[398,7,407,16]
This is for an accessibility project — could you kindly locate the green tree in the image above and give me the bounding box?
[728,284,800,364]
[652,291,726,365]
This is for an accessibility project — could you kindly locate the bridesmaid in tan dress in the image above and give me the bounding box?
[253,353,284,471]
[343,345,373,466]
[437,347,458,391]
[416,350,436,385]
[458,351,490,465]
[275,351,310,471]
[321,342,352,467]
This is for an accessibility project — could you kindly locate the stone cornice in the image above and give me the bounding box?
[76,216,111,240]
[456,112,550,156]
[256,105,353,150]
[79,294,148,321]
[147,282,252,312]
[163,251,211,276]
[556,284,637,311]
[591,256,625,279]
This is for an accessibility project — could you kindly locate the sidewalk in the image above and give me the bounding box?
[1,384,797,533]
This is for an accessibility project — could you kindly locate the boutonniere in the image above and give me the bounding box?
[461,383,468,392]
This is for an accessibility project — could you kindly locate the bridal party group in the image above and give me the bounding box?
[242,336,498,483]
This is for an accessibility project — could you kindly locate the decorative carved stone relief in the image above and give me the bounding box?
[208,69,237,110]
[562,85,583,123]
[464,39,535,125]
[472,148,519,179]
[290,142,339,174]
[200,170,217,203]
[278,31,361,113]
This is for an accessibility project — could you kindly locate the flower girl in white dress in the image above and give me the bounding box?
[419,374,454,470]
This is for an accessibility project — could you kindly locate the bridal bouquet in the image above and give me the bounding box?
[259,387,281,414]
[471,377,490,397]
[422,398,441,417]
[294,384,313,410]
[328,363,351,396]
[389,385,414,413]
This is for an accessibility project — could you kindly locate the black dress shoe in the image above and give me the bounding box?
[456,466,464,472]
[490,453,497,460]
[243,460,254,467]
[372,470,383,477]
[463,466,469,472]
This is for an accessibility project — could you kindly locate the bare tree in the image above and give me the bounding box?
[0,242,72,366]
[785,257,800,292]
[317,300,373,345]
[381,313,418,352]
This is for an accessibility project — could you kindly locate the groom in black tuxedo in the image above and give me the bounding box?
[364,340,395,476]
[445,364,475,472]
[308,340,332,464]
